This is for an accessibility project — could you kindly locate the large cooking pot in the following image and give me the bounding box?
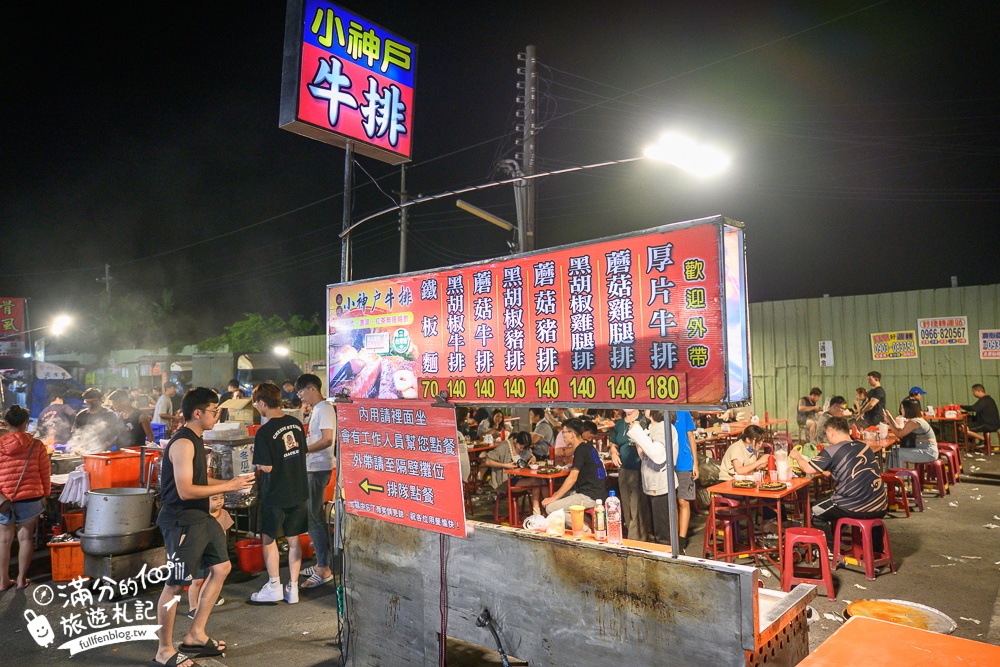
[78,526,163,557]
[85,488,156,535]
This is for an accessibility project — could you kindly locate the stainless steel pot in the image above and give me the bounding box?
[78,526,162,557]
[84,488,155,535]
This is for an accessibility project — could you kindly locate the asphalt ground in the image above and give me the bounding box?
[2,450,998,666]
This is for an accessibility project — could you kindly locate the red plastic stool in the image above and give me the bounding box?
[936,443,963,477]
[833,517,895,581]
[880,472,910,518]
[887,468,924,511]
[702,497,756,562]
[937,449,959,485]
[782,527,836,599]
[494,488,530,526]
[914,459,948,498]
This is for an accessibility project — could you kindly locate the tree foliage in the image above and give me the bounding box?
[196,312,320,353]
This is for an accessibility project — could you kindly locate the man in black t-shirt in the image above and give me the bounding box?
[961,384,1000,446]
[859,371,887,427]
[153,388,254,667]
[541,418,607,527]
[250,382,309,605]
[70,387,122,452]
[791,416,888,551]
[37,394,77,445]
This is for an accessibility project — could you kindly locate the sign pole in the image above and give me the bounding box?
[664,410,680,558]
[341,141,354,283]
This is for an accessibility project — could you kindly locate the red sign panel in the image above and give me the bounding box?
[327,217,749,408]
[0,297,26,357]
[338,399,466,538]
[280,0,416,165]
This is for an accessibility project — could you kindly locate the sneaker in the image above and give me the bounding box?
[250,581,282,603]
[284,582,299,605]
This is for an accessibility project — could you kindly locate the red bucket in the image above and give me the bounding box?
[298,534,315,560]
[235,538,265,574]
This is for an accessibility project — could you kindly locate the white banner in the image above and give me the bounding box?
[57,625,160,655]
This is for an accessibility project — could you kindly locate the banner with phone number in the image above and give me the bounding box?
[871,330,918,360]
[328,217,747,407]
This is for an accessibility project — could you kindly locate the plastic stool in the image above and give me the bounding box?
[937,449,959,485]
[914,459,948,498]
[702,497,756,562]
[937,443,963,475]
[880,472,910,518]
[833,517,895,581]
[494,488,530,526]
[887,468,924,511]
[782,527,835,599]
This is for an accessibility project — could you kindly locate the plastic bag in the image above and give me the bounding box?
[523,513,549,532]
[546,509,566,536]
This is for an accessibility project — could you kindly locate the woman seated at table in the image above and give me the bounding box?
[541,418,607,527]
[718,424,770,481]
[478,408,507,441]
[484,431,546,516]
[883,399,938,466]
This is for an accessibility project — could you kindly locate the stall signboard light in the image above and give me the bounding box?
[0,297,26,357]
[338,399,466,538]
[280,0,416,165]
[327,216,751,409]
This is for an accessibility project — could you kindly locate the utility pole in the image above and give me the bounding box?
[517,45,538,252]
[399,164,408,273]
[341,142,354,283]
[96,263,113,295]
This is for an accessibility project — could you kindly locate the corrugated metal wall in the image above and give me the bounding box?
[750,284,1000,422]
[286,335,327,364]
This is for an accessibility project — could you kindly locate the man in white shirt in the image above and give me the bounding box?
[152,382,180,435]
[294,374,337,589]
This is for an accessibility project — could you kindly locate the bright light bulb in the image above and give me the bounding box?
[644,132,730,177]
[51,315,73,336]
[273,345,290,357]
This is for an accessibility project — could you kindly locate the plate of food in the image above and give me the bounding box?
[759,482,788,492]
[536,466,562,475]
[732,479,756,489]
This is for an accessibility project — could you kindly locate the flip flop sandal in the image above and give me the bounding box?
[16,579,31,590]
[150,651,193,667]
[300,566,317,577]
[179,637,226,657]
[301,573,334,589]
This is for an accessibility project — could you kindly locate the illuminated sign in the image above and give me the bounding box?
[338,399,466,538]
[280,0,416,164]
[327,216,751,408]
[0,297,26,357]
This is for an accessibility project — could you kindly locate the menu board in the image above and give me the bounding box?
[338,399,466,538]
[327,216,750,408]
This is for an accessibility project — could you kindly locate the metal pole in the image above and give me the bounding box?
[340,142,354,284]
[399,164,408,273]
[523,45,537,252]
[664,410,680,557]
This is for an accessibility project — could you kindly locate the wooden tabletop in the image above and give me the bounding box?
[707,475,812,499]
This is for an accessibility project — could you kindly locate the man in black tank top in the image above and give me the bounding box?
[152,388,254,667]
[109,390,153,451]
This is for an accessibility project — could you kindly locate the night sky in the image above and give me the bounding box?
[3,1,999,344]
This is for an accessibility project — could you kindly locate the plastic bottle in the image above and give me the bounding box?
[594,499,607,541]
[606,490,623,545]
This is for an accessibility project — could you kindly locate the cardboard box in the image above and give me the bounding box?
[220,397,257,424]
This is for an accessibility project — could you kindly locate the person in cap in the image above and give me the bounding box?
[70,388,121,452]
[905,386,926,407]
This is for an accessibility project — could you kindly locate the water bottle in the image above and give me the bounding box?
[594,499,607,541]
[606,490,623,545]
